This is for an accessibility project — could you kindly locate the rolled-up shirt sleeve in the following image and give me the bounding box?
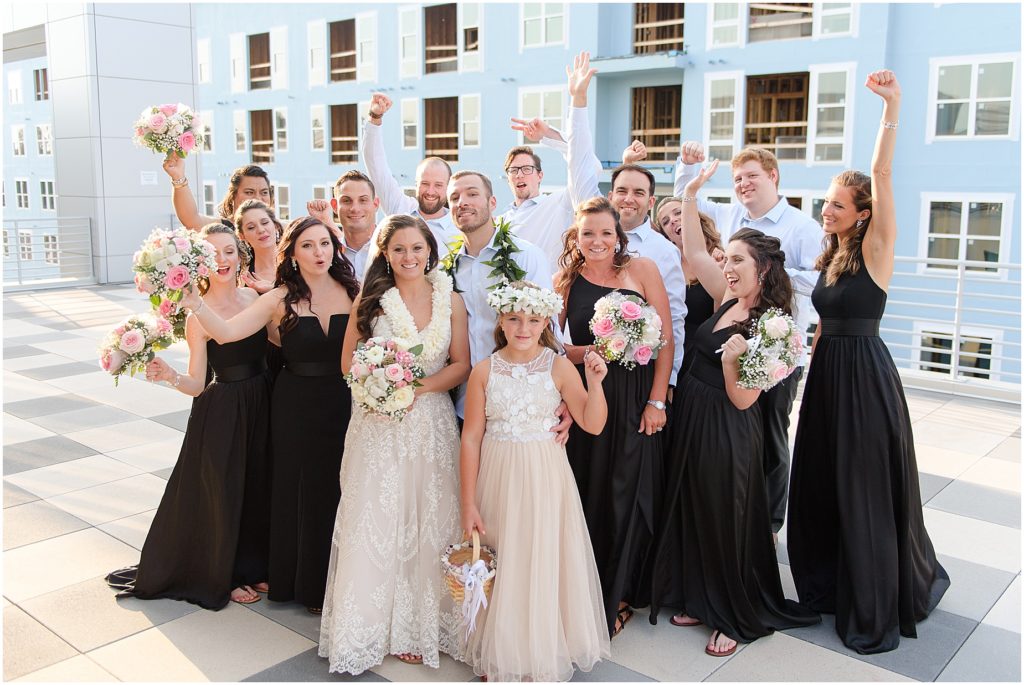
[361,119,417,216]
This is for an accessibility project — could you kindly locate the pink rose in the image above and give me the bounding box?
[173,236,190,252]
[403,368,414,382]
[384,363,404,382]
[158,103,178,116]
[156,318,172,334]
[190,114,201,129]
[350,362,369,379]
[395,380,407,389]
[177,131,196,154]
[135,127,145,137]
[619,300,643,321]
[100,348,126,374]
[147,113,167,132]
[633,345,653,365]
[114,325,126,336]
[119,330,146,355]
[768,360,791,382]
[135,273,156,294]
[158,299,176,317]
[164,265,190,290]
[197,264,209,277]
[608,335,628,354]
[395,350,413,365]
[385,340,396,351]
[592,317,615,339]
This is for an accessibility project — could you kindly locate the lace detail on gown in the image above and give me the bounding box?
[485,348,561,443]
[319,271,463,675]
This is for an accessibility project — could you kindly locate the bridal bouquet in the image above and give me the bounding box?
[98,313,175,386]
[735,308,803,390]
[589,292,666,369]
[345,337,425,420]
[132,103,204,158]
[132,227,218,339]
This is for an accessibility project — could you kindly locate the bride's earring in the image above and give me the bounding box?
[291,257,297,269]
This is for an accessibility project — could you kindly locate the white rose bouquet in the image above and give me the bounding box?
[345,337,426,420]
[98,313,175,386]
[132,227,218,340]
[588,291,666,370]
[735,308,803,390]
[132,103,204,158]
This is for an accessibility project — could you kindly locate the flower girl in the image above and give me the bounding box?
[459,281,611,682]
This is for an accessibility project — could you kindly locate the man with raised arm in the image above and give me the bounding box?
[306,170,379,282]
[673,142,824,538]
[361,93,462,251]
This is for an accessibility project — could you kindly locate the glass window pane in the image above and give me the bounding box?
[977,62,1013,98]
[523,92,540,118]
[937,65,972,100]
[463,96,479,120]
[524,18,541,45]
[816,106,845,136]
[967,202,1002,237]
[811,198,825,223]
[523,3,542,20]
[710,111,734,138]
[927,237,960,264]
[313,129,324,149]
[975,101,1010,136]
[546,3,564,17]
[935,102,969,136]
[401,35,416,57]
[463,3,479,26]
[709,144,733,160]
[714,3,738,21]
[821,14,850,34]
[814,143,843,161]
[965,239,1000,268]
[464,122,479,146]
[713,26,737,45]
[542,91,561,118]
[545,15,563,42]
[929,201,962,235]
[709,80,735,108]
[817,72,846,105]
[404,125,417,148]
[401,11,416,32]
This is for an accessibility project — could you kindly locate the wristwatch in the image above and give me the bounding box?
[646,400,666,411]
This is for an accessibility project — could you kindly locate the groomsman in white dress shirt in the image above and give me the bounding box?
[306,170,380,282]
[673,142,824,537]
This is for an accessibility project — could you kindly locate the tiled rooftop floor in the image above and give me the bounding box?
[3,284,1021,682]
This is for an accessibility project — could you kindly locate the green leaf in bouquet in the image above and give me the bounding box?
[177,149,187,159]
[168,289,183,302]
[149,294,161,307]
[407,344,424,356]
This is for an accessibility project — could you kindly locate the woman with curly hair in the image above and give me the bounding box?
[163,157,275,231]
[181,215,360,614]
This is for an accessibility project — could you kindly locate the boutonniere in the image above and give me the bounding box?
[439,235,466,293]
[481,218,527,291]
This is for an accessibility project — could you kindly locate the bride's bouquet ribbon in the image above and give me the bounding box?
[460,559,491,637]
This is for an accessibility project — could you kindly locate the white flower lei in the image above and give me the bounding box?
[486,283,562,318]
[379,270,453,362]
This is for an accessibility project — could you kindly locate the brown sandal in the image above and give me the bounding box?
[395,653,423,665]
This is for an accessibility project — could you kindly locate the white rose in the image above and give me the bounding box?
[763,316,789,339]
[365,346,385,365]
[392,386,415,408]
[154,258,170,273]
[167,253,182,266]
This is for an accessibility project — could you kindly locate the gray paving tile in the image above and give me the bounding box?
[245,598,323,642]
[148,409,191,432]
[2,605,78,680]
[570,659,655,681]
[4,393,101,419]
[3,435,98,475]
[919,471,953,503]
[937,623,1021,682]
[3,500,91,551]
[3,332,70,345]
[935,554,1016,621]
[38,319,83,331]
[243,647,388,682]
[927,480,1021,529]
[3,480,40,508]
[152,467,174,480]
[2,345,47,359]
[16,362,100,381]
[782,610,975,681]
[27,405,139,434]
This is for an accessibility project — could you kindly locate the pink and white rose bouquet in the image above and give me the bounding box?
[132,103,204,158]
[589,291,666,369]
[98,313,174,386]
[132,227,218,339]
[345,337,426,420]
[735,308,802,390]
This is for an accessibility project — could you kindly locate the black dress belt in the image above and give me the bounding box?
[286,361,341,377]
[819,318,880,337]
[213,359,268,383]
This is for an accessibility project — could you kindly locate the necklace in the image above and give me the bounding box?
[582,265,620,290]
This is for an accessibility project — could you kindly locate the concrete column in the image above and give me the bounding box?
[46,3,200,283]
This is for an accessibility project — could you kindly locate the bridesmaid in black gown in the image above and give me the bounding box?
[182,215,360,614]
[232,199,286,377]
[106,224,272,609]
[556,197,675,637]
[788,70,948,655]
[649,160,820,657]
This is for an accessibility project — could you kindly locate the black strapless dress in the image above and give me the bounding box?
[267,314,351,609]
[650,299,820,640]
[564,275,663,635]
[107,329,273,610]
[788,262,949,654]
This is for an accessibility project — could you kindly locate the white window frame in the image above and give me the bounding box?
[307,20,327,87]
[11,125,25,156]
[706,2,745,49]
[517,85,565,144]
[312,184,329,201]
[18,229,32,261]
[459,94,481,148]
[35,124,52,156]
[7,69,22,104]
[926,52,1020,143]
[275,183,291,221]
[398,6,422,79]
[273,107,288,153]
[42,234,59,265]
[39,179,55,211]
[401,98,420,150]
[806,62,855,166]
[2,229,8,257]
[197,37,212,83]
[14,178,29,209]
[812,2,857,39]
[356,11,378,82]
[780,190,826,223]
[912,321,1004,382]
[199,110,213,152]
[233,110,247,153]
[229,33,245,94]
[270,26,288,90]
[202,181,217,216]
[458,3,483,72]
[917,192,1015,279]
[311,104,326,151]
[520,3,567,50]
[703,71,744,164]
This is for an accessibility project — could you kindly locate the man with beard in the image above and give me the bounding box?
[306,170,379,282]
[361,93,461,253]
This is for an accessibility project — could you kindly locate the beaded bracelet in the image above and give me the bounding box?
[882,120,899,130]
[170,176,189,188]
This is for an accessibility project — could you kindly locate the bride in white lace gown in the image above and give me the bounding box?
[319,216,470,675]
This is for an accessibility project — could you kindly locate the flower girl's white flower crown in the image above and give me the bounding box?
[486,281,563,318]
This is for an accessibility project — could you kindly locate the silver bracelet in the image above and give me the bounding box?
[882,120,899,130]
[170,176,189,188]
[172,371,182,388]
[681,196,697,203]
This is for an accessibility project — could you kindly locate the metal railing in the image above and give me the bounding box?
[879,255,1020,403]
[2,217,95,291]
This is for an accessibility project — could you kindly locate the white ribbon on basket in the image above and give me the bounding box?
[460,559,490,636]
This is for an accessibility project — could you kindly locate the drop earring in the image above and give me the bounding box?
[291,258,297,269]
[386,260,391,275]
[855,219,864,229]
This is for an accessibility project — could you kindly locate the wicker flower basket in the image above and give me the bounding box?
[442,530,496,604]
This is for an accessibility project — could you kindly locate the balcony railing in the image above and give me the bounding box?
[3,217,95,291]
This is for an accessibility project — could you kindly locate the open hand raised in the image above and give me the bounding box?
[566,51,598,107]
